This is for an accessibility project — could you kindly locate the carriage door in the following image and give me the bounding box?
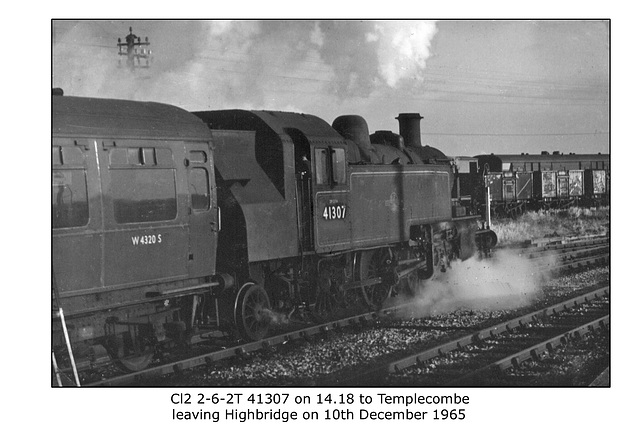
[502,177,515,201]
[557,173,569,198]
[313,145,351,252]
[186,143,218,277]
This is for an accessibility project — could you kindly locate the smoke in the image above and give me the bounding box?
[373,21,438,87]
[390,250,555,319]
[261,308,293,326]
[52,20,439,110]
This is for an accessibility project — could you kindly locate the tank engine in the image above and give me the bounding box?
[52,94,495,373]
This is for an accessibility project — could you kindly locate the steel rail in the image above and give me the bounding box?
[526,242,610,273]
[86,305,399,386]
[334,286,609,386]
[498,236,609,259]
[526,244,610,261]
[546,252,610,272]
[454,314,610,384]
[516,242,609,261]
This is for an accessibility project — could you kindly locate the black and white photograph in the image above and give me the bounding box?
[34,8,631,428]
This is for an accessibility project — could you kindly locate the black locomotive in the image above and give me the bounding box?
[52,94,495,373]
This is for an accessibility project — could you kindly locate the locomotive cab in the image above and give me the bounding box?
[311,142,351,252]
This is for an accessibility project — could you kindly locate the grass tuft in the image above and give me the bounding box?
[491,207,610,245]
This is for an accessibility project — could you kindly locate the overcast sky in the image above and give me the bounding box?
[52,20,609,156]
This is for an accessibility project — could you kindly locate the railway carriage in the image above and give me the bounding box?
[466,152,610,215]
[52,95,221,370]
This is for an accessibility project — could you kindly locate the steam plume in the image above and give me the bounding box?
[52,20,439,110]
[391,250,555,319]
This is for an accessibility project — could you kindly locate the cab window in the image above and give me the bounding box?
[315,147,346,186]
[331,148,346,184]
[315,148,328,185]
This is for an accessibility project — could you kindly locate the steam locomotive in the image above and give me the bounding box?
[52,94,495,372]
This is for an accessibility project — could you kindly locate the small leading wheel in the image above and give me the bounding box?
[359,248,393,309]
[234,283,271,341]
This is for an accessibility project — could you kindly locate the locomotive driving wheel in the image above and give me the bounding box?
[358,248,394,308]
[234,283,271,341]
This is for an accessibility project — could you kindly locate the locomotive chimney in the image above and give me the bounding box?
[396,113,423,148]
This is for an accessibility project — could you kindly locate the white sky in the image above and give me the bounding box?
[52,19,609,156]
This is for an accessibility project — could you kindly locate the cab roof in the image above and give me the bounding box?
[194,109,345,144]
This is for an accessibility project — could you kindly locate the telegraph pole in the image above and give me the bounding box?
[117,27,151,69]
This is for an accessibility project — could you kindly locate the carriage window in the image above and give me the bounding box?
[315,148,328,185]
[189,151,207,163]
[156,148,173,166]
[189,168,210,210]
[52,170,89,228]
[331,148,347,184]
[109,147,158,166]
[53,147,63,165]
[109,148,128,165]
[111,169,177,223]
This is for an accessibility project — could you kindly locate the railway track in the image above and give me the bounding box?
[498,234,610,273]
[526,236,609,270]
[84,308,393,387]
[57,235,609,387]
[335,287,609,386]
